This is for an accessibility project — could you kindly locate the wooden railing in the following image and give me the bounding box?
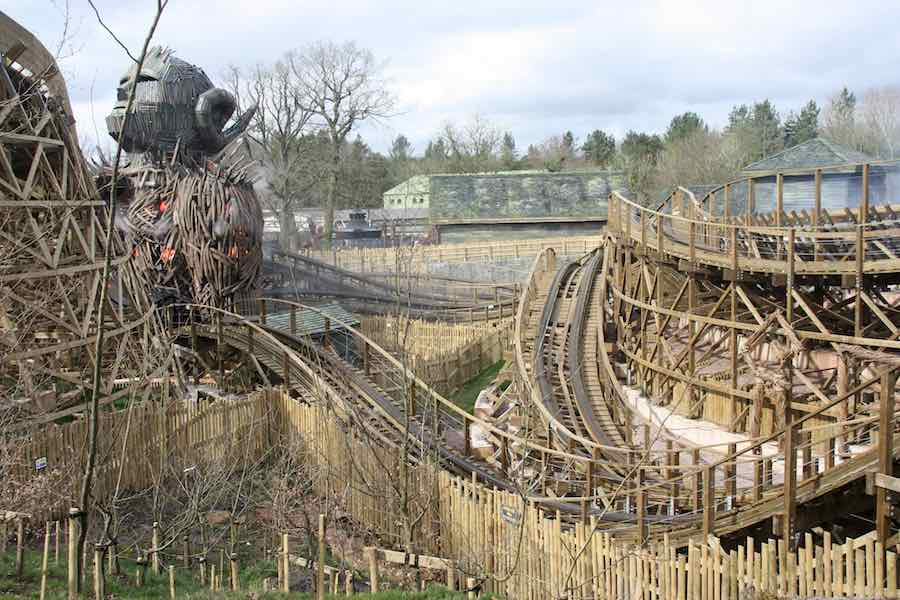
[608,161,900,276]
[13,385,900,598]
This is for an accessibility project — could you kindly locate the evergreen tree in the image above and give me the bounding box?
[832,87,857,123]
[424,138,447,161]
[665,112,706,144]
[725,99,784,163]
[562,131,576,157]
[784,100,819,147]
[500,132,519,170]
[581,129,616,167]
[390,134,411,161]
[620,131,664,165]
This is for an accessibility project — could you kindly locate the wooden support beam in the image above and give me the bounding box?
[725,443,737,501]
[784,421,797,545]
[878,369,897,547]
[703,466,715,538]
[692,449,702,512]
[867,472,900,496]
[636,466,647,545]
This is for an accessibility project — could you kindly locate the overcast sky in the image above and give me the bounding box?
[8,1,900,155]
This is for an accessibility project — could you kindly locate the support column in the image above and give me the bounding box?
[877,369,897,546]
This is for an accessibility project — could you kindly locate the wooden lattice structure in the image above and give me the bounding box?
[602,164,900,544]
[0,13,163,416]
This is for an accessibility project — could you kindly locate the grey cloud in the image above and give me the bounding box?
[7,0,900,154]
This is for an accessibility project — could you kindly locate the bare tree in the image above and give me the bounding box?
[439,114,503,173]
[226,59,323,248]
[526,134,579,172]
[292,41,395,248]
[79,0,169,584]
[652,128,744,198]
[861,85,900,159]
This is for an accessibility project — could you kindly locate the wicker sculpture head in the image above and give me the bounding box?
[106,48,263,310]
[106,47,255,157]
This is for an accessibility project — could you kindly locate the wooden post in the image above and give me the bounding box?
[784,422,797,545]
[93,546,105,600]
[136,555,145,588]
[363,342,370,376]
[230,553,239,591]
[183,535,190,568]
[878,369,897,546]
[152,521,160,575]
[637,466,647,544]
[55,521,60,566]
[15,516,24,578]
[317,514,326,600]
[856,164,870,338]
[68,508,79,600]
[108,540,118,576]
[447,564,456,591]
[692,449,702,511]
[282,533,290,593]
[199,557,207,586]
[466,576,477,600]
[725,443,737,501]
[40,523,50,600]
[787,228,795,322]
[814,169,822,261]
[667,442,680,502]
[209,564,215,592]
[345,570,354,596]
[703,466,715,538]
[169,565,176,600]
[367,547,380,593]
[464,419,471,457]
[587,453,595,498]
[753,446,763,501]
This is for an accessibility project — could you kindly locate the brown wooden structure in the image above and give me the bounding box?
[0,13,162,416]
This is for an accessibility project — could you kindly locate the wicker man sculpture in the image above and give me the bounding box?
[106,47,262,309]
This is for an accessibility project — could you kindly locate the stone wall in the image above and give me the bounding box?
[429,170,624,222]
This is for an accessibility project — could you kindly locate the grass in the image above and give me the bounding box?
[450,359,506,413]
[0,548,471,599]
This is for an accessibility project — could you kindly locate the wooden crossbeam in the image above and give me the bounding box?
[866,472,900,496]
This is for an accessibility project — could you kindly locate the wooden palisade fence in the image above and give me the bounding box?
[9,388,900,598]
[305,235,604,272]
[358,316,513,396]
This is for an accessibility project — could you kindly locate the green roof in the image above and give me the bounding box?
[263,302,359,337]
[743,137,872,172]
[384,169,621,197]
[383,175,430,196]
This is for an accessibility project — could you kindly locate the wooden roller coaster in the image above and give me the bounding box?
[182,161,900,550]
[7,6,900,567]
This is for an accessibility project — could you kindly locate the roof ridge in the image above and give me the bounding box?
[743,137,872,171]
